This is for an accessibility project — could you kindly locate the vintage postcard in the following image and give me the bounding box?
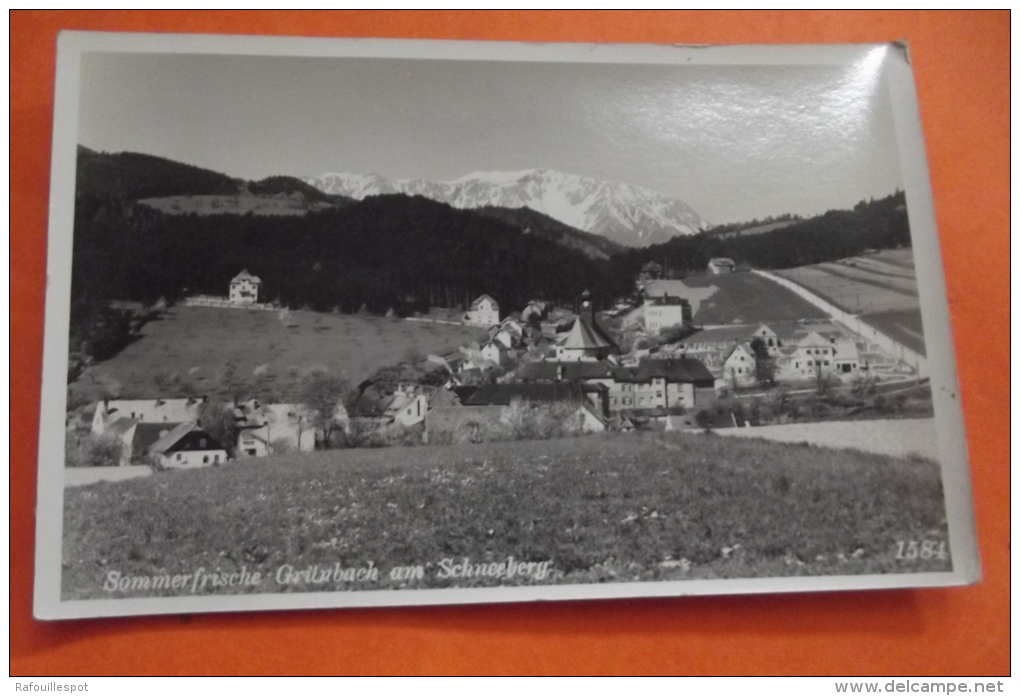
[35,33,979,619]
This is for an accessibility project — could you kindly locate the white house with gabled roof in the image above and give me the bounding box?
[722,343,757,386]
[148,422,228,469]
[229,270,262,306]
[463,294,500,327]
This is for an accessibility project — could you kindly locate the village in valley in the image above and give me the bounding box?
[79,250,927,477]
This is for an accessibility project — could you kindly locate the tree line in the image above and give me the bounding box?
[71,192,631,313]
[615,191,910,278]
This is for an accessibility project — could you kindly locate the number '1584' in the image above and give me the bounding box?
[895,540,947,560]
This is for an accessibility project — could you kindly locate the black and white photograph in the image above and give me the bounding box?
[35,34,979,619]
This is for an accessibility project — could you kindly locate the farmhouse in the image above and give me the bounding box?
[349,383,429,428]
[148,421,228,469]
[773,332,862,381]
[101,418,185,465]
[229,270,262,305]
[92,398,205,435]
[463,294,500,327]
[707,257,737,274]
[232,399,317,457]
[722,343,758,386]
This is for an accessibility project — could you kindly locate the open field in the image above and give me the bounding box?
[865,247,915,270]
[775,251,925,355]
[861,309,927,355]
[62,432,950,599]
[75,306,488,400]
[776,250,920,315]
[712,417,937,460]
[673,273,829,325]
[66,465,153,488]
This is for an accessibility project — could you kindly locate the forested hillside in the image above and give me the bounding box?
[473,205,624,260]
[76,147,242,200]
[616,192,910,279]
[77,147,347,206]
[72,192,631,315]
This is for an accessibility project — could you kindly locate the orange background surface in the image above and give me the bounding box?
[10,11,1009,676]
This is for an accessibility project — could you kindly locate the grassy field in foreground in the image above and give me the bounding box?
[62,433,950,599]
[74,306,488,400]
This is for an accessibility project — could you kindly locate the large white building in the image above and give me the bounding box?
[644,295,692,332]
[463,294,500,327]
[229,270,262,305]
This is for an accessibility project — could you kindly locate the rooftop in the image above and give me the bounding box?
[231,269,262,284]
[471,294,499,309]
[611,357,716,385]
[149,421,201,455]
[560,314,617,351]
[464,382,590,407]
[516,361,614,381]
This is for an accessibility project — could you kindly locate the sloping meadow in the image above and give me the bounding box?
[62,432,950,599]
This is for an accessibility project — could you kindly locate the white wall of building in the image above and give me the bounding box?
[159,449,228,469]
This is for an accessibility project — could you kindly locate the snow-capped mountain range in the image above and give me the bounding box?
[303,169,706,247]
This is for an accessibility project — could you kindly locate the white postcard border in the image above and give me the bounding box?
[34,32,980,620]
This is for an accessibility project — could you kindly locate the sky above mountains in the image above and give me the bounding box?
[78,45,903,225]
